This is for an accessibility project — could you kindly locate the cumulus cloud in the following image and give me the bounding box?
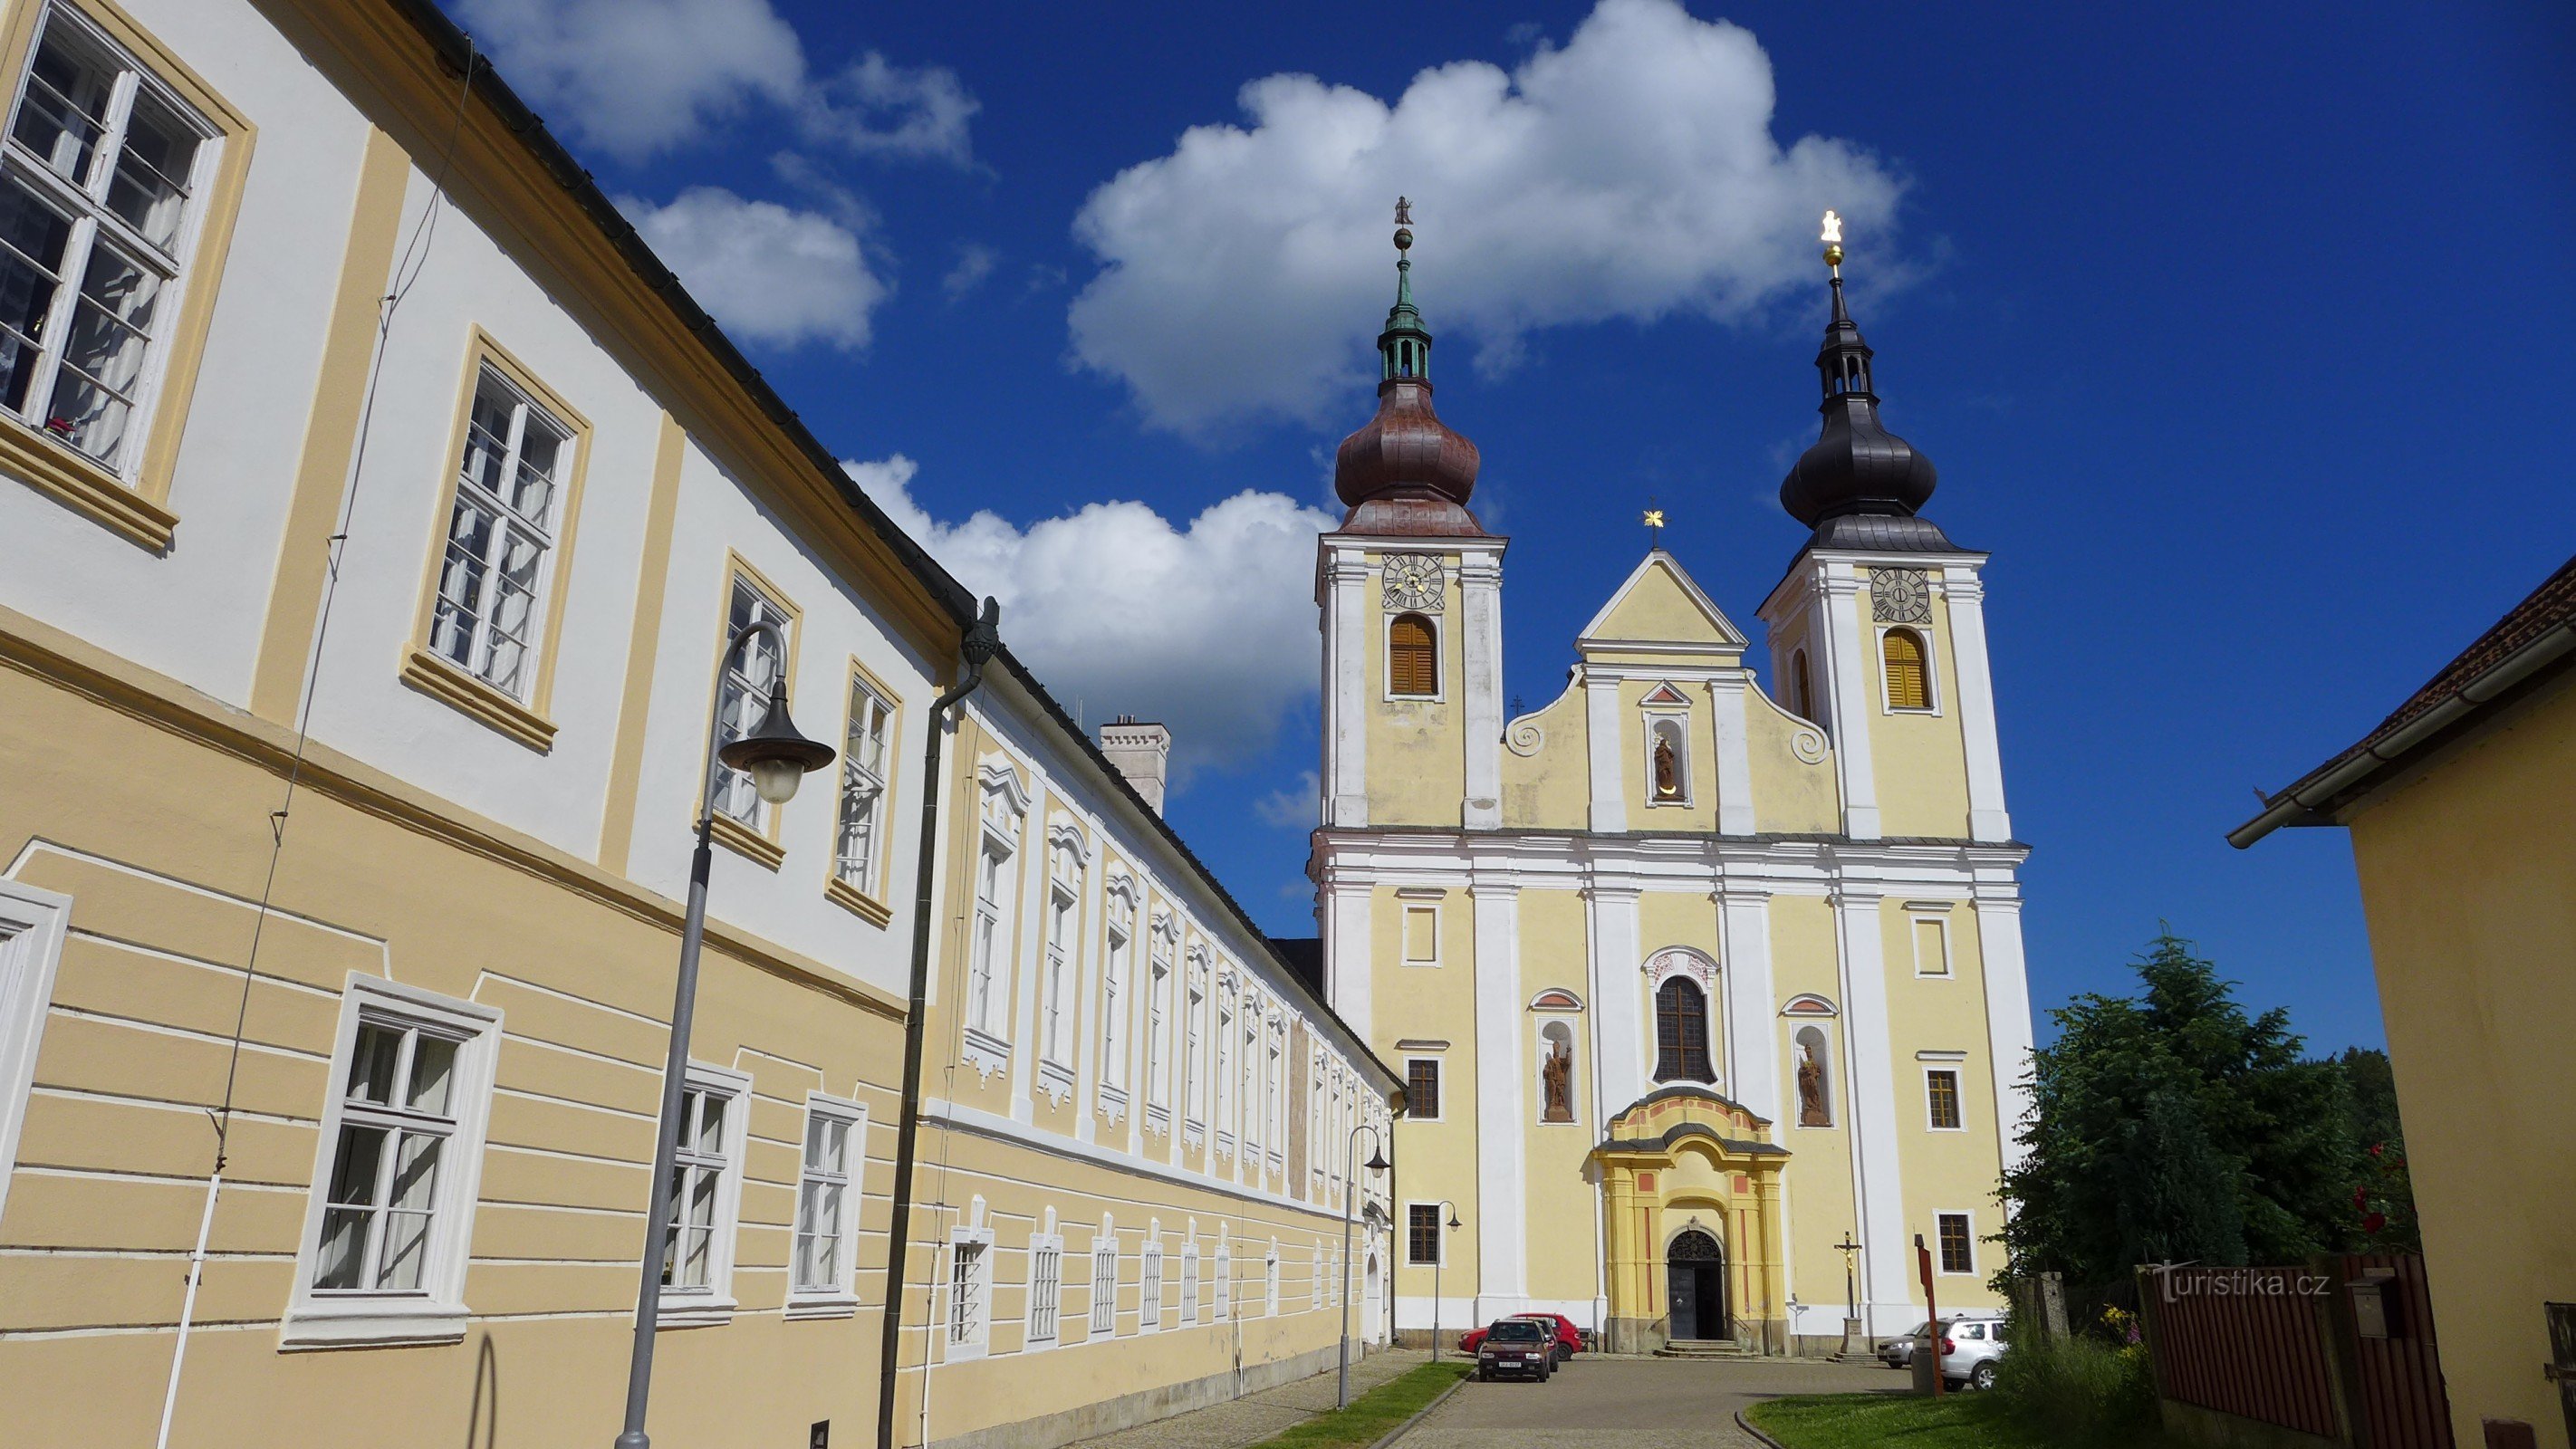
[847,457,1334,777]
[620,187,885,349]
[456,0,975,166]
[1254,771,1321,829]
[1067,0,1903,433]
[942,243,1000,302]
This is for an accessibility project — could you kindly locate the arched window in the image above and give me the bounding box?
[1793,1025,1833,1128]
[1882,629,1929,711]
[1653,977,1714,1083]
[1791,648,1814,721]
[1389,614,1437,697]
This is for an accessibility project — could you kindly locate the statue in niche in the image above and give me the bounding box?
[1797,1041,1830,1128]
[1541,1038,1574,1123]
[1651,734,1680,801]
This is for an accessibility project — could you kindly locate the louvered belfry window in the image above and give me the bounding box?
[1883,629,1930,710]
[1654,977,1715,1083]
[1389,613,1437,696]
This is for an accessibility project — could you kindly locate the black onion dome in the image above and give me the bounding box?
[1778,270,1938,529]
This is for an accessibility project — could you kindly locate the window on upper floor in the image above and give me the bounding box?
[1042,853,1077,1067]
[1405,1058,1440,1120]
[833,671,895,899]
[1926,1068,1964,1130]
[1388,613,1437,697]
[1882,628,1931,711]
[967,835,1013,1039]
[427,362,574,704]
[1101,898,1131,1091]
[1653,976,1715,1084]
[1913,914,1952,976]
[1937,1213,1975,1275]
[1791,648,1815,721]
[709,570,796,836]
[1407,1204,1443,1266]
[1,4,216,473]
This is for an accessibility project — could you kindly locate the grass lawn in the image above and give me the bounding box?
[1250,1360,1474,1449]
[1745,1391,2062,1449]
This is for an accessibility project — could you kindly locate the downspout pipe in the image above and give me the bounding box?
[878,597,1000,1449]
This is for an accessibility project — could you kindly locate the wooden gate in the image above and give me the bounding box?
[2139,1257,2456,1449]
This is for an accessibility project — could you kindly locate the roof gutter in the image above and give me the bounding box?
[2230,619,2576,848]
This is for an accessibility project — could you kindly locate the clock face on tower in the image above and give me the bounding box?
[1380,552,1445,612]
[1870,568,1931,624]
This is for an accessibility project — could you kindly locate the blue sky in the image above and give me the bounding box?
[447,0,2574,1054]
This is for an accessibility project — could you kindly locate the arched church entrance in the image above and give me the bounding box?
[1665,1228,1728,1341]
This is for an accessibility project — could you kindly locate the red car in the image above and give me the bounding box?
[1459,1312,1582,1363]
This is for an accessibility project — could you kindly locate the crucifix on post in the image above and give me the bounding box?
[1833,1232,1863,1356]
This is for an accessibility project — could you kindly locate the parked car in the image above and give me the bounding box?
[1473,1318,1556,1382]
[1935,1314,2012,1389]
[1875,1320,1931,1367]
[1461,1312,1581,1364]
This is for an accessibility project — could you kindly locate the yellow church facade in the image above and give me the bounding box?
[1312,221,2033,1353]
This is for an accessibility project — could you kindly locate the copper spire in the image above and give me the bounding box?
[1331,200,1485,535]
[1778,211,1940,535]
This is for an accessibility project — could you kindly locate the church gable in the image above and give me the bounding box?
[1578,552,1748,654]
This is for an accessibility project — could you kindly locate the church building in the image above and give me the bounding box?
[1310,211,2035,1354]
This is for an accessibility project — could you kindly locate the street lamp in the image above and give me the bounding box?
[1336,1123,1390,1409]
[615,622,836,1449]
[1428,1200,1462,1362]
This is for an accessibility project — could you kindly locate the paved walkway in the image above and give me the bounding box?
[1402,1354,1903,1449]
[1064,1348,1431,1449]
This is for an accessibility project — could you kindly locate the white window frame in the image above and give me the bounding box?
[0,880,73,1227]
[708,574,795,830]
[1090,1217,1119,1338]
[1405,1202,1445,1267]
[283,975,501,1348]
[1908,903,1955,978]
[1139,1233,1165,1331]
[1404,1057,1442,1122]
[1264,1245,1280,1318]
[1922,1063,1967,1133]
[1184,980,1206,1131]
[832,673,895,895]
[1042,860,1076,1070]
[0,2,222,478]
[1026,1229,1064,1348]
[786,1094,867,1318]
[1213,1240,1231,1321]
[657,1060,751,1327]
[963,830,1014,1069]
[1100,889,1132,1096]
[1312,1243,1325,1309]
[946,1197,995,1360]
[1145,934,1172,1116]
[427,363,574,702]
[1399,904,1438,967]
[1382,609,1446,703]
[1179,1239,1200,1325]
[1873,623,1944,715]
[1934,1211,1977,1276]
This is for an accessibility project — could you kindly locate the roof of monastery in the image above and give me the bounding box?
[2232,551,2576,846]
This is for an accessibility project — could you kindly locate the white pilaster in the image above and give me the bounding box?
[1816,566,1880,840]
[1832,888,1909,1329]
[1470,880,1526,1305]
[1973,895,2037,1172]
[1718,888,1778,1127]
[1460,552,1504,830]
[1322,548,1370,828]
[1583,668,1626,833]
[1584,883,1643,1122]
[1942,566,2013,843]
[1706,674,1757,837]
[1323,878,1373,1045]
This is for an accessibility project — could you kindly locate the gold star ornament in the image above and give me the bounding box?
[1643,508,1667,530]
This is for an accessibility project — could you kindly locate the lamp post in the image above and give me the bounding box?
[1428,1200,1461,1362]
[615,622,837,1449]
[1336,1123,1389,1408]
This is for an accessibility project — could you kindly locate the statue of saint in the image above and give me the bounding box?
[1797,1041,1830,1128]
[1542,1039,1573,1122]
[1652,735,1679,801]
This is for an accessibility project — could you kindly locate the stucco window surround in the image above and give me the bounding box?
[1036,821,1088,1107]
[1027,1207,1064,1348]
[1403,1055,1442,1122]
[699,556,803,868]
[1139,1227,1165,1331]
[1873,623,1944,715]
[1097,872,1136,1118]
[1144,910,1177,1132]
[785,1094,866,1319]
[945,1196,995,1361]
[1644,946,1721,1086]
[1399,892,1440,967]
[1264,1243,1281,1317]
[1183,944,1211,1145]
[399,331,592,753]
[1090,1213,1119,1337]
[1179,1233,1201,1325]
[0,879,70,1227]
[823,658,904,926]
[0,0,252,552]
[962,760,1029,1081]
[1934,1211,1976,1276]
[283,976,501,1349]
[1920,1054,1968,1132]
[1214,976,1236,1158]
[656,1060,751,1328]
[1213,1238,1232,1320]
[1639,689,1695,808]
[1905,901,1956,978]
[1383,609,1445,702]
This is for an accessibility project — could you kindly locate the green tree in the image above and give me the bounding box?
[1999,931,2360,1310]
[2332,1046,2420,1250]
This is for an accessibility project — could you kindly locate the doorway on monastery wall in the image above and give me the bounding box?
[1665,1228,1729,1341]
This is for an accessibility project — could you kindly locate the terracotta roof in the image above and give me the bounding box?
[2232,552,2576,845]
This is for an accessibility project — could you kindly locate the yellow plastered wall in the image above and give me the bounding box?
[1377,885,1477,1295]
[2343,680,2576,1447]
[1744,682,1843,833]
[1363,552,1466,826]
[1517,887,1600,1302]
[1499,681,1589,829]
[1881,902,2006,1309]
[1855,567,1973,840]
[1635,893,1726,1076]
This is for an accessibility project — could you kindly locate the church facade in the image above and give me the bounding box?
[1311,215,2035,1354]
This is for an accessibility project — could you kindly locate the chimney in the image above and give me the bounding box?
[1097,716,1171,814]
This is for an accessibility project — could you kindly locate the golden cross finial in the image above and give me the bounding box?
[1643,505,1667,541]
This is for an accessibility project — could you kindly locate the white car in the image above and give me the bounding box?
[1875,1320,1931,1367]
[1934,1314,2011,1389]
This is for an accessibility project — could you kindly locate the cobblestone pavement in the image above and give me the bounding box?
[1401,1355,1904,1449]
[1063,1348,1430,1449]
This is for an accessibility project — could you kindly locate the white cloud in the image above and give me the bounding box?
[847,456,1334,777]
[942,243,1000,302]
[1254,771,1321,829]
[1067,0,1903,434]
[457,0,976,167]
[620,187,885,350]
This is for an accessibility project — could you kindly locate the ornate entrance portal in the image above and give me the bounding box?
[1665,1229,1728,1340]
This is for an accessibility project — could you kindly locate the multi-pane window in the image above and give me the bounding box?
[793,1101,861,1300]
[1927,1069,1963,1130]
[709,577,791,828]
[0,6,216,471]
[1213,1243,1231,1321]
[1216,996,1235,1138]
[1101,908,1129,1089]
[1407,1204,1443,1266]
[1027,1238,1062,1344]
[1043,874,1074,1065]
[1140,1241,1164,1329]
[1406,1059,1440,1119]
[1090,1232,1118,1336]
[833,677,893,890]
[1185,984,1205,1123]
[1179,1243,1199,1324]
[948,1239,986,1347]
[1312,1246,1324,1309]
[1653,977,1715,1083]
[967,838,1012,1036]
[1146,951,1169,1107]
[661,1084,735,1292]
[1937,1213,1974,1274]
[312,1018,465,1294]
[428,366,571,700]
[1265,1251,1279,1317]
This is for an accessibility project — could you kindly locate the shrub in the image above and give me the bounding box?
[1991,1329,2158,1448]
